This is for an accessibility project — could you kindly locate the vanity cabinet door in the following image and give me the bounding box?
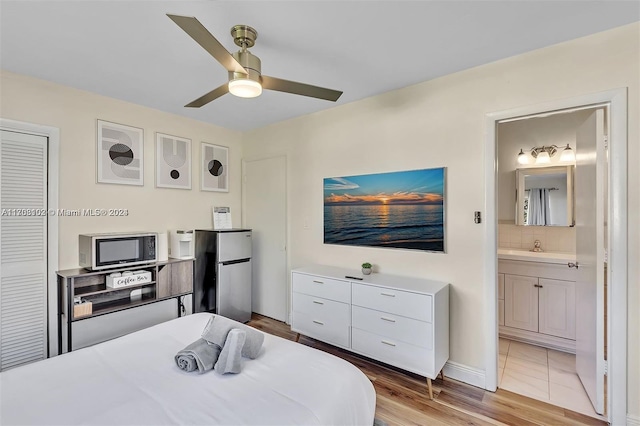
[504,274,538,332]
[538,278,576,339]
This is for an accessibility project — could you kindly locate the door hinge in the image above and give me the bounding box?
[604,135,609,149]
[604,360,608,376]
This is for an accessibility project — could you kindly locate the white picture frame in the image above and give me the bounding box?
[155,132,192,190]
[201,142,229,192]
[97,120,144,186]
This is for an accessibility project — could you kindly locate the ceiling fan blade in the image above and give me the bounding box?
[261,76,342,102]
[185,84,229,108]
[167,14,247,75]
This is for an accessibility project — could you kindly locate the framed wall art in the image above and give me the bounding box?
[156,132,191,189]
[97,120,144,186]
[201,142,229,192]
[324,167,446,252]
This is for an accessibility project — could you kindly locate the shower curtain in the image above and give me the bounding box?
[527,188,551,226]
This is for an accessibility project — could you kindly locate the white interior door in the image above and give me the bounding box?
[575,109,606,414]
[0,130,48,370]
[243,156,287,322]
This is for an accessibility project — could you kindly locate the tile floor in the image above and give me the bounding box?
[498,338,606,420]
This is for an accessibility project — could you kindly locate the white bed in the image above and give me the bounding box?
[0,313,376,425]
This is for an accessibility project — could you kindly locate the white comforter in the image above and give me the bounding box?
[0,313,375,425]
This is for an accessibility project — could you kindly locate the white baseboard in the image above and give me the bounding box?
[443,360,486,389]
[627,413,640,426]
[499,326,575,353]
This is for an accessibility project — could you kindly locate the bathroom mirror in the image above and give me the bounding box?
[516,165,574,226]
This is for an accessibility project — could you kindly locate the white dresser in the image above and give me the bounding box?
[291,264,449,398]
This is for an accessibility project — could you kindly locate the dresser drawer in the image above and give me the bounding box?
[352,283,432,322]
[351,328,432,377]
[292,311,350,348]
[292,272,350,303]
[293,292,350,324]
[352,305,432,349]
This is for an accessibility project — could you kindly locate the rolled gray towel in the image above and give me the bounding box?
[214,329,246,375]
[175,338,222,373]
[201,315,264,359]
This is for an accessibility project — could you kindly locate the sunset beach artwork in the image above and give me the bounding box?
[324,167,445,252]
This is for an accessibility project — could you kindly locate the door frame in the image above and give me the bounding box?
[241,154,289,322]
[483,89,627,423]
[0,118,60,357]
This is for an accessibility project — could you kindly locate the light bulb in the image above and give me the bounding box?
[228,79,262,98]
[535,151,551,164]
[560,144,575,162]
[517,149,530,165]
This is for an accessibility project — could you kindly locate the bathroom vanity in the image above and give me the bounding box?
[498,249,577,353]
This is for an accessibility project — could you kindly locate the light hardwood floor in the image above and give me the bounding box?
[248,314,606,426]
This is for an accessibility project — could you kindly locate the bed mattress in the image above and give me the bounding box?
[0,313,375,425]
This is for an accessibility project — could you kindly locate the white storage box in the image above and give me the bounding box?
[106,271,152,289]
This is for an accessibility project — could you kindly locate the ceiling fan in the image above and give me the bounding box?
[167,14,343,107]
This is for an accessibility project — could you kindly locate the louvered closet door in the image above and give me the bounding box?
[0,130,48,370]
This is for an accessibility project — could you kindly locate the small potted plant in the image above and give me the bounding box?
[361,262,372,275]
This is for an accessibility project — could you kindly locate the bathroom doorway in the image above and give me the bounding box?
[484,89,628,424]
[495,106,606,419]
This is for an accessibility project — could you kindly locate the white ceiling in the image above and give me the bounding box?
[1,1,638,131]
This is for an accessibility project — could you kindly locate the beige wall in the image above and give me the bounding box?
[0,71,243,269]
[242,23,639,416]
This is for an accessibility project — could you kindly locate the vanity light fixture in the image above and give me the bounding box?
[517,149,530,165]
[559,144,576,162]
[517,144,575,165]
[535,149,551,164]
[531,145,557,164]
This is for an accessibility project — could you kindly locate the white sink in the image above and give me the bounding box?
[497,248,576,264]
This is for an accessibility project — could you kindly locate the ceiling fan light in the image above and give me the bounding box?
[560,144,575,162]
[535,150,551,164]
[228,78,262,98]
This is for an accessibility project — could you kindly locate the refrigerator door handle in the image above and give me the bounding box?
[220,258,251,266]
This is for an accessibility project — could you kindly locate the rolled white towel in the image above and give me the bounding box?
[201,315,264,359]
[175,338,222,373]
[214,329,246,374]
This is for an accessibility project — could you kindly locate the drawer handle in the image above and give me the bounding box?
[381,340,396,347]
[312,320,324,325]
[380,317,396,323]
[380,292,396,297]
[312,300,324,305]
[312,280,324,284]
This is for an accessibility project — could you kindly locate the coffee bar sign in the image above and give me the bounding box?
[106,271,152,289]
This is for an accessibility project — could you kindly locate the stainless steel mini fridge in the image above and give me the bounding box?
[194,229,252,322]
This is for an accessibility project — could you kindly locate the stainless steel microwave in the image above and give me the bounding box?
[79,232,157,271]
